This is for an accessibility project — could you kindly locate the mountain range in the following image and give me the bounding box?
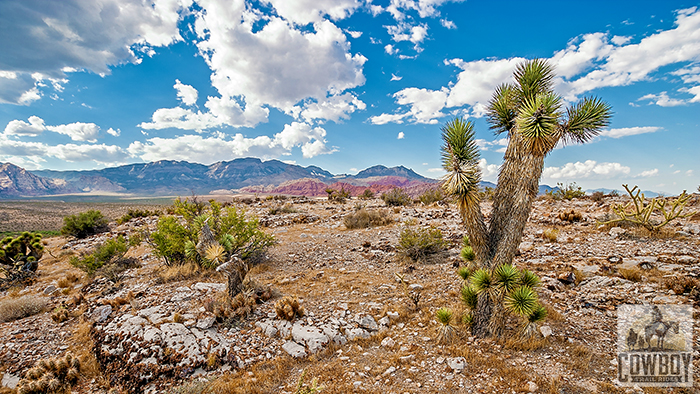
[0,159,439,199]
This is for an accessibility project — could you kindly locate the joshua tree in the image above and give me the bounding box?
[441,59,612,337]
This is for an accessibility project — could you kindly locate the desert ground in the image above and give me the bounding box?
[1,193,699,393]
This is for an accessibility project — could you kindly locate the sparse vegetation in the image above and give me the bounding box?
[381,188,412,206]
[325,187,350,203]
[61,210,108,238]
[397,225,446,262]
[269,204,298,215]
[0,295,48,323]
[547,182,586,200]
[599,184,694,233]
[435,307,455,344]
[664,275,698,294]
[618,267,642,282]
[590,191,605,202]
[69,235,138,279]
[116,208,161,224]
[418,187,444,205]
[343,208,394,229]
[359,189,374,200]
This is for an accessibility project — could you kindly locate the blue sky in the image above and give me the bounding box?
[0,0,698,194]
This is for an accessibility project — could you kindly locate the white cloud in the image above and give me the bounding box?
[636,169,659,177]
[385,22,429,47]
[440,19,455,29]
[106,128,121,137]
[46,122,101,142]
[687,170,695,176]
[478,158,499,179]
[298,93,366,123]
[386,0,463,19]
[638,92,686,107]
[550,33,613,79]
[390,73,402,81]
[347,30,362,38]
[426,167,444,173]
[445,58,524,108]
[611,35,632,46]
[475,137,508,152]
[130,121,335,163]
[174,79,198,106]
[599,126,661,138]
[542,160,631,180]
[385,44,398,55]
[394,87,448,123]
[263,0,361,25]
[3,116,45,136]
[0,0,190,104]
[368,112,408,125]
[0,135,129,165]
[685,85,700,102]
[397,131,405,139]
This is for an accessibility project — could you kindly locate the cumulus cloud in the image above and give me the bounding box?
[3,116,105,142]
[636,169,659,177]
[263,0,361,25]
[368,112,408,125]
[440,19,455,29]
[638,91,686,107]
[390,73,402,81]
[478,158,500,179]
[298,93,366,123]
[475,137,508,152]
[106,128,121,137]
[397,131,405,139]
[598,126,661,138]
[0,135,129,165]
[0,0,190,104]
[542,160,631,180]
[3,116,45,136]
[129,121,336,163]
[174,79,198,106]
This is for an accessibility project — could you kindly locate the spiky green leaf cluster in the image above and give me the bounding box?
[460,245,476,262]
[457,266,473,281]
[440,118,482,211]
[460,284,478,310]
[436,307,454,325]
[486,58,612,157]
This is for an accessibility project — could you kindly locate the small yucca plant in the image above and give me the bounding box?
[457,266,473,281]
[435,307,455,344]
[460,245,476,262]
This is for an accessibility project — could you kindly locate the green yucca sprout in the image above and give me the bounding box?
[457,266,472,281]
[494,264,520,294]
[527,304,548,324]
[462,235,470,247]
[504,286,538,316]
[470,269,492,294]
[462,311,474,326]
[460,284,478,310]
[436,307,453,326]
[460,246,476,262]
[520,269,540,288]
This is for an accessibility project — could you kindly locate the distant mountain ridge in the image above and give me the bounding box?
[3,159,437,198]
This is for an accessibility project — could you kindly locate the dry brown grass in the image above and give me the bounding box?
[70,320,102,382]
[157,263,205,283]
[0,295,49,322]
[618,267,642,282]
[206,356,294,394]
[569,343,593,373]
[664,275,699,294]
[343,208,394,229]
[542,228,559,243]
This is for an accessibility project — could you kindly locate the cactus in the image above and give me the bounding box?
[16,352,81,394]
[599,184,694,232]
[275,296,305,321]
[0,232,44,289]
[558,209,582,222]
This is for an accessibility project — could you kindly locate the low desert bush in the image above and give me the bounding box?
[325,187,350,203]
[148,199,274,267]
[618,267,642,282]
[116,208,161,225]
[547,182,586,200]
[419,188,444,205]
[664,275,698,294]
[397,226,446,262]
[381,188,412,206]
[590,191,605,202]
[69,235,137,279]
[343,208,393,229]
[359,189,374,200]
[542,228,559,243]
[0,295,48,322]
[268,204,298,215]
[61,210,108,238]
[0,232,44,289]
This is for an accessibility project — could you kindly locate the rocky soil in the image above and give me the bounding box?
[1,195,699,393]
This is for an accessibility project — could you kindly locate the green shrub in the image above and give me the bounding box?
[70,235,137,278]
[381,188,412,206]
[269,204,298,215]
[359,189,375,200]
[547,182,585,200]
[61,210,108,238]
[343,208,394,229]
[325,187,350,203]
[116,208,161,225]
[419,187,444,205]
[397,226,446,262]
[148,199,275,267]
[480,186,495,201]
